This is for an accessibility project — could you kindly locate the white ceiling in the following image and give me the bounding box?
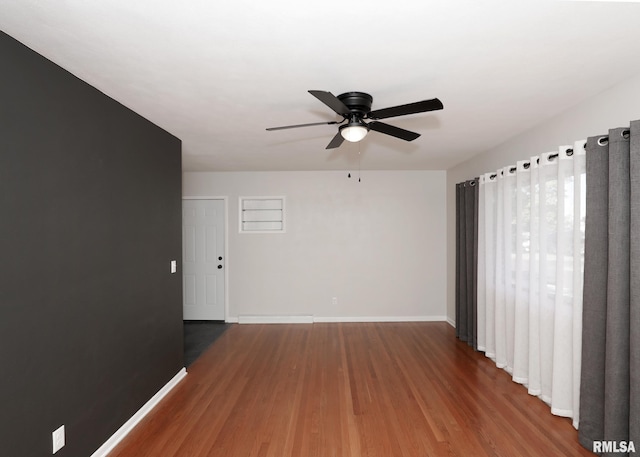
[2,0,640,171]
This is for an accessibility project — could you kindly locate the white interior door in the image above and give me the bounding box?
[182,199,225,320]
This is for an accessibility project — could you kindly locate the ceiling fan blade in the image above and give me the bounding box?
[367,98,443,120]
[368,121,420,141]
[326,132,345,149]
[266,120,339,131]
[309,90,351,116]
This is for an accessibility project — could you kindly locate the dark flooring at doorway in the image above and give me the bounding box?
[184,320,231,367]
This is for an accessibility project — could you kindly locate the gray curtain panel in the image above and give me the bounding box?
[455,179,479,348]
[579,121,640,454]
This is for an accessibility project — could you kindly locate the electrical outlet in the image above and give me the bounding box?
[170,260,177,274]
[52,425,65,454]
[332,297,338,305]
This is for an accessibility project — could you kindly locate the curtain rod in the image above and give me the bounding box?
[475,129,629,183]
[487,148,577,180]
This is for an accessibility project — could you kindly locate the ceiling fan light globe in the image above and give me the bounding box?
[340,125,368,142]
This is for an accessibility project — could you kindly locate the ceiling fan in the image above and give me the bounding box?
[266,90,443,149]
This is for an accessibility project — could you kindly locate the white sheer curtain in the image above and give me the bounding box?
[477,141,586,428]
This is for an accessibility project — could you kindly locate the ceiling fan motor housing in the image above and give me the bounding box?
[337,92,373,117]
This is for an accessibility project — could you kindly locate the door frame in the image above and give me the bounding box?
[182,196,229,322]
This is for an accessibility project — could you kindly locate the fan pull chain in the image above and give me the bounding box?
[347,142,362,181]
[358,143,362,182]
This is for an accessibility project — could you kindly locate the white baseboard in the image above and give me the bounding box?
[238,314,314,324]
[446,317,456,328]
[233,315,449,324]
[225,316,239,323]
[314,315,447,323]
[90,368,187,457]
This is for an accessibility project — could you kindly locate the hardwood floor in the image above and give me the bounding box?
[109,323,594,457]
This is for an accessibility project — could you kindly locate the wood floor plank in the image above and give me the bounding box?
[108,323,594,457]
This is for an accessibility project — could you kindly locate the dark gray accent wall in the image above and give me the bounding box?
[0,31,183,457]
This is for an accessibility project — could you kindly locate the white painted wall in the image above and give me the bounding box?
[183,170,447,322]
[445,73,640,323]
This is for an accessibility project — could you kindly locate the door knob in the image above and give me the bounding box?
[218,265,223,269]
[218,256,223,261]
